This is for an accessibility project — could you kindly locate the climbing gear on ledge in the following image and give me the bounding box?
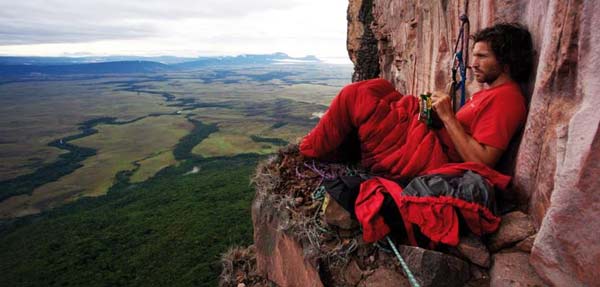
[450,3,470,112]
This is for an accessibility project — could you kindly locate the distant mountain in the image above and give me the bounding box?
[0,61,171,76]
[0,53,322,76]
[0,56,196,65]
[0,56,90,65]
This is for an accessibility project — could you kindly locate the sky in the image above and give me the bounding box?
[0,0,351,63]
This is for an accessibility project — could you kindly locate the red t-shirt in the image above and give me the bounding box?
[438,82,527,162]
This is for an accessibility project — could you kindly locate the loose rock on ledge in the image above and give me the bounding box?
[488,211,536,252]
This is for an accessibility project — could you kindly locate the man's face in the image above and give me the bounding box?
[471,41,504,84]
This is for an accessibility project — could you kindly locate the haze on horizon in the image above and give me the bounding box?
[0,0,351,64]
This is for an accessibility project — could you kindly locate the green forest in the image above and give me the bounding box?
[0,154,259,286]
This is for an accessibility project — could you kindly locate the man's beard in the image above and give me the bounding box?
[474,67,502,84]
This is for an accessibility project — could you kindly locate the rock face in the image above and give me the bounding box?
[347,0,600,285]
[489,252,546,287]
[251,151,324,287]
[252,212,323,287]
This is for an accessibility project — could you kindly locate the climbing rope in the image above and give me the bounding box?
[386,236,421,287]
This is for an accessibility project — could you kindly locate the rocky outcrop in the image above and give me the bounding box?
[246,147,477,287]
[230,147,544,287]
[347,0,600,285]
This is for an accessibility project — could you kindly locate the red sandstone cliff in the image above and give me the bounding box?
[347,0,600,285]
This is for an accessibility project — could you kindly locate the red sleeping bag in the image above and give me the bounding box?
[300,78,511,246]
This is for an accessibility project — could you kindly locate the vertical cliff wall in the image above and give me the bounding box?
[347,0,600,285]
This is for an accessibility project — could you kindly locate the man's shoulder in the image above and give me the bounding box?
[477,82,524,104]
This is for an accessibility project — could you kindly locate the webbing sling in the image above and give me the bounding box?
[450,4,470,112]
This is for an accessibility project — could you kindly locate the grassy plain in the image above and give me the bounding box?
[129,151,176,183]
[192,120,281,157]
[0,116,192,218]
[190,106,311,157]
[0,64,350,216]
[0,78,176,181]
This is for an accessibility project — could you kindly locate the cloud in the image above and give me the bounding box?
[0,20,156,45]
[0,0,304,45]
[0,0,350,59]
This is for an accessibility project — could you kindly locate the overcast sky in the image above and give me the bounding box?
[0,0,350,63]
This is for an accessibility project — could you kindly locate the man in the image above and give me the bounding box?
[430,23,534,167]
[299,23,535,246]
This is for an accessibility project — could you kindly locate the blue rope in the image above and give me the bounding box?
[453,51,467,109]
[385,236,421,287]
[451,14,469,110]
[455,51,467,108]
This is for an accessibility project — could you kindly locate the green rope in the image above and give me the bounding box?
[386,236,421,287]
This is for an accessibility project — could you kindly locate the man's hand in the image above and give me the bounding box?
[430,91,454,122]
[429,89,503,167]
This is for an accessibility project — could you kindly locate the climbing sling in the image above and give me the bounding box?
[450,5,470,112]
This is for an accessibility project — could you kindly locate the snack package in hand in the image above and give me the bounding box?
[418,93,442,129]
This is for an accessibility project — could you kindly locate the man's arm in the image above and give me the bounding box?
[430,91,503,167]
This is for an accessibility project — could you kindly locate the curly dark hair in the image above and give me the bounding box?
[471,23,534,83]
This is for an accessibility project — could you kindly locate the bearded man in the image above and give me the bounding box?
[298,23,535,246]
